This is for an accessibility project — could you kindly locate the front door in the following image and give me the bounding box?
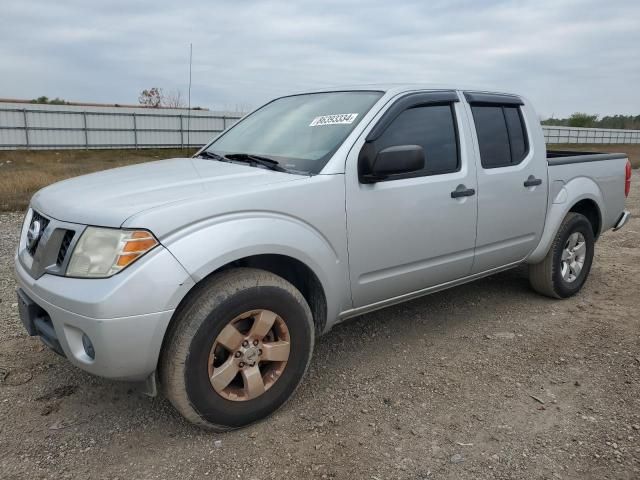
[345,92,479,308]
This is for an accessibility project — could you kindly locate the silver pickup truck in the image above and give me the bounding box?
[15,85,631,430]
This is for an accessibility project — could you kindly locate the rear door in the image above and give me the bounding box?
[463,92,547,273]
[345,91,478,307]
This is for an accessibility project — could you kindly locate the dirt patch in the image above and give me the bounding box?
[35,384,78,402]
[0,181,638,479]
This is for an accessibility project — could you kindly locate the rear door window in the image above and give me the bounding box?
[471,105,529,168]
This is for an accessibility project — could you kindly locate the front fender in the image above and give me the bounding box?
[527,176,604,264]
[162,212,351,327]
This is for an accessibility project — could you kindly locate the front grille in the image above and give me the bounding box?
[26,210,50,256]
[56,230,75,267]
[19,211,81,279]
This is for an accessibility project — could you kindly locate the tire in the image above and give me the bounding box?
[529,212,595,299]
[160,267,314,431]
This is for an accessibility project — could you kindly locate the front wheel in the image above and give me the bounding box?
[529,212,595,298]
[160,268,314,430]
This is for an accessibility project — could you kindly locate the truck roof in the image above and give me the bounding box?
[292,83,520,98]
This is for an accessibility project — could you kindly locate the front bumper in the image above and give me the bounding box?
[14,247,195,381]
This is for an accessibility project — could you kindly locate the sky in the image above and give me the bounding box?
[1,0,638,118]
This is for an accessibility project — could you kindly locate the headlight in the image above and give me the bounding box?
[66,227,158,278]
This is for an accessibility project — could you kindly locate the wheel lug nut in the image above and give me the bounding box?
[253,340,259,346]
[234,351,241,358]
[239,362,245,368]
[258,349,262,355]
[242,340,249,347]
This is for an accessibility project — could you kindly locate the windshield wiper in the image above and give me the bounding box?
[195,150,228,162]
[225,153,287,172]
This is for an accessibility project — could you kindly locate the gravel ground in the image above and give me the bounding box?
[1,179,639,480]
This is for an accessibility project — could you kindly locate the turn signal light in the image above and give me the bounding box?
[115,231,158,269]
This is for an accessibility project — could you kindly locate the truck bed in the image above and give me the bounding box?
[547,149,627,166]
[545,149,629,236]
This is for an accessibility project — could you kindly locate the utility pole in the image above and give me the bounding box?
[187,43,192,148]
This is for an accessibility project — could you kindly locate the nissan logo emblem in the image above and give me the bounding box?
[26,219,42,250]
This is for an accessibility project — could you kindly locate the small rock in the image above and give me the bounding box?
[574,381,581,387]
[213,440,222,448]
[450,453,464,464]
[11,303,18,308]
[633,425,640,431]
[49,421,65,430]
[40,403,59,416]
[493,332,515,340]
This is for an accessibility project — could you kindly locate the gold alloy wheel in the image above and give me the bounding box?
[208,309,291,401]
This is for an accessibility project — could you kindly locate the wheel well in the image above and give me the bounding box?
[569,199,601,238]
[215,254,328,335]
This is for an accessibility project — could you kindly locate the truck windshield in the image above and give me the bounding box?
[202,91,383,174]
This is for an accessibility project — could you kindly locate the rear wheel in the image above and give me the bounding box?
[529,212,595,298]
[160,268,314,430]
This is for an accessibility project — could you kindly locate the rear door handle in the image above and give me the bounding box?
[451,185,476,198]
[524,176,543,187]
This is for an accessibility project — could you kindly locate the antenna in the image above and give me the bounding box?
[187,43,192,149]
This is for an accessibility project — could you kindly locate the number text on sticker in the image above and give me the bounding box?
[309,113,358,127]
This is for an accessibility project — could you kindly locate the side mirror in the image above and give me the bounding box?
[360,145,425,183]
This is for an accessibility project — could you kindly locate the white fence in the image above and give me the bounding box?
[543,125,640,144]
[0,102,243,150]
[0,102,639,149]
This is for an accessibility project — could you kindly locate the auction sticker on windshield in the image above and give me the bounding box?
[309,113,358,127]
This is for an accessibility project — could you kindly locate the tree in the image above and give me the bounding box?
[567,112,599,128]
[138,87,163,107]
[138,87,188,108]
[31,96,68,105]
[162,89,186,108]
[542,113,640,130]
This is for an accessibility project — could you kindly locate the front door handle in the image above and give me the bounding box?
[451,184,476,198]
[524,176,543,187]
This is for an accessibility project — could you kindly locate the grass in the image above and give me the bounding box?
[0,144,637,212]
[0,148,195,211]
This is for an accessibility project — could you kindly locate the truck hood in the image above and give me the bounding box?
[31,158,302,227]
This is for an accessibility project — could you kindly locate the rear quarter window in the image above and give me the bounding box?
[503,107,527,163]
